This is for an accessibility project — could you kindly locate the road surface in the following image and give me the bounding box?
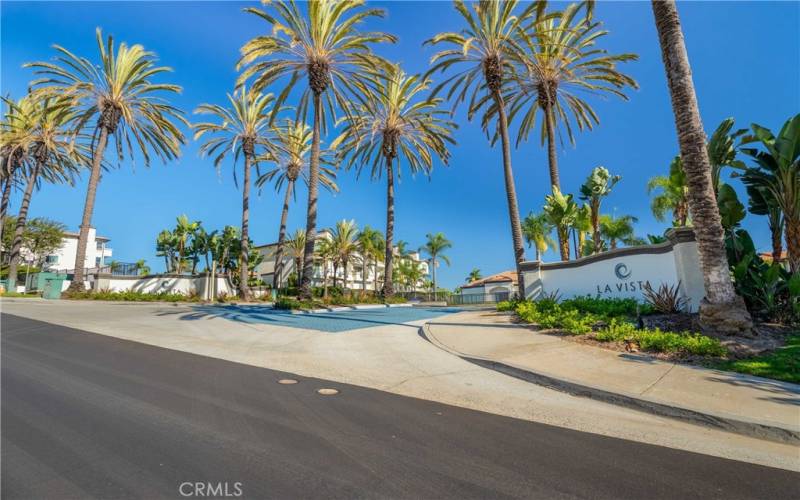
[2,314,798,499]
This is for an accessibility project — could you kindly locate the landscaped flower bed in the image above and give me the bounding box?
[62,290,204,302]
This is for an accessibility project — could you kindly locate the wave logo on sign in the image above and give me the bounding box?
[614,263,632,280]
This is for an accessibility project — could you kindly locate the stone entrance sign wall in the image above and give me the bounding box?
[520,228,705,311]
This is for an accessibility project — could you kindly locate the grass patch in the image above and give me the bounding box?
[711,336,800,383]
[63,290,202,302]
[0,291,41,298]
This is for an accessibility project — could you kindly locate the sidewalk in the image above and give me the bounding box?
[423,310,800,444]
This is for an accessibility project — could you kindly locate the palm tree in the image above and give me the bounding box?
[543,187,578,261]
[332,67,455,297]
[426,0,540,298]
[315,238,336,298]
[466,268,482,284]
[330,220,359,291]
[155,229,178,273]
[651,0,752,334]
[256,119,338,289]
[572,204,592,258]
[599,214,638,250]
[421,232,452,300]
[172,215,200,274]
[194,87,276,299]
[647,156,689,227]
[522,212,555,261]
[4,95,85,286]
[396,259,425,294]
[738,114,800,273]
[239,0,396,300]
[286,229,306,288]
[579,166,621,254]
[356,226,383,293]
[0,95,34,245]
[27,28,186,292]
[503,3,637,190]
[135,259,151,276]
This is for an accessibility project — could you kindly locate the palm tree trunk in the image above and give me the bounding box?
[431,257,437,301]
[382,156,395,298]
[591,202,601,254]
[544,104,561,189]
[362,257,368,293]
[332,262,339,288]
[785,217,799,273]
[67,127,109,293]
[558,227,570,261]
[652,0,751,334]
[273,179,293,289]
[769,214,784,265]
[299,94,322,299]
[492,90,527,298]
[7,160,41,287]
[0,163,14,245]
[343,260,348,292]
[238,153,252,300]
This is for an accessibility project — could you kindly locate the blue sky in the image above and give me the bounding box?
[2,1,798,289]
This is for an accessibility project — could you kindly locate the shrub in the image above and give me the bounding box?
[595,319,725,357]
[496,300,515,312]
[274,296,302,310]
[560,295,649,318]
[63,289,200,302]
[514,300,598,334]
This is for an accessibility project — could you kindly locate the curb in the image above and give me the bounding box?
[419,323,800,446]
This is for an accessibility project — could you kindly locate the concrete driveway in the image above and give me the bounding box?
[2,298,798,471]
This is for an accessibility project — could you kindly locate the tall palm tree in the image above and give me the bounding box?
[0,95,34,245]
[315,237,336,298]
[332,67,455,297]
[194,87,276,299]
[330,219,359,291]
[426,0,540,298]
[26,28,186,292]
[356,225,382,292]
[256,119,338,289]
[239,0,396,300]
[738,114,800,273]
[286,228,306,287]
[579,166,621,254]
[502,2,637,190]
[599,214,637,250]
[420,232,452,300]
[522,211,555,261]
[466,268,482,283]
[651,0,751,333]
[5,95,85,286]
[543,187,578,261]
[647,156,689,227]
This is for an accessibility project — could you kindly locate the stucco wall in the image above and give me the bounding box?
[521,228,705,312]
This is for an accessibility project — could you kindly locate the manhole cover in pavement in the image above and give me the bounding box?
[317,388,339,395]
[278,379,299,385]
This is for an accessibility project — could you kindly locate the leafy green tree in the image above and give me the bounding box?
[135,259,151,276]
[23,217,66,270]
[194,87,276,300]
[647,156,689,227]
[156,229,179,273]
[572,204,593,258]
[522,212,555,261]
[421,232,452,300]
[543,187,578,261]
[600,214,638,250]
[173,215,200,274]
[257,119,338,289]
[239,0,395,299]
[333,66,455,297]
[286,229,306,286]
[579,166,621,254]
[736,114,800,273]
[466,268,482,284]
[27,28,187,291]
[315,238,336,298]
[426,0,540,297]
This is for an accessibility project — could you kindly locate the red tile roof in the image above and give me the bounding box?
[463,270,518,289]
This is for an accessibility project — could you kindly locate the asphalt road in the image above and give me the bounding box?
[2,314,798,499]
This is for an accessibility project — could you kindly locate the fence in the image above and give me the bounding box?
[447,292,510,306]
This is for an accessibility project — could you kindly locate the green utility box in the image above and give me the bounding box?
[41,274,67,300]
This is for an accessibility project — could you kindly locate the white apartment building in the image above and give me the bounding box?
[42,228,113,272]
[254,229,429,291]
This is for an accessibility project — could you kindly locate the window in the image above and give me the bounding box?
[45,255,58,264]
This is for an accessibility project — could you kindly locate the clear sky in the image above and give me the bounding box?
[2,1,798,289]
